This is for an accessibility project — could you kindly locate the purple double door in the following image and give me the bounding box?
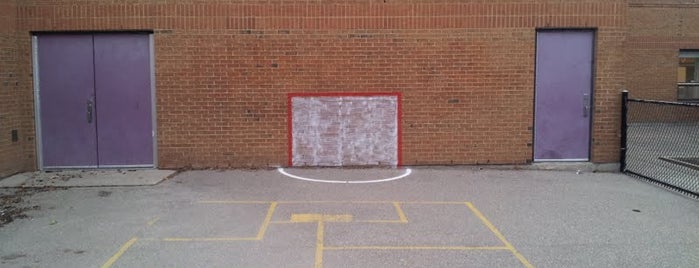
[37,33,153,168]
[534,31,594,161]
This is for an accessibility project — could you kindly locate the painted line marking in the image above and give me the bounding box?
[279,201,399,204]
[324,246,509,250]
[162,237,258,242]
[393,202,408,223]
[195,201,460,224]
[139,200,530,268]
[283,212,345,268]
[198,200,271,204]
[354,219,406,223]
[277,167,412,184]
[146,217,160,226]
[101,237,138,268]
[197,201,470,205]
[105,201,531,268]
[315,221,324,268]
[465,202,535,268]
[356,202,408,223]
[256,202,278,239]
[402,201,468,204]
[291,214,353,223]
[163,202,277,242]
[270,220,297,224]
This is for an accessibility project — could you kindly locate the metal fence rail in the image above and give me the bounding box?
[620,91,699,198]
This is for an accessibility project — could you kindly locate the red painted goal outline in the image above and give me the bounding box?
[287,92,403,167]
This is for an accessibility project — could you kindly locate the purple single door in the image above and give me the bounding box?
[94,34,153,166]
[534,31,594,161]
[38,35,99,168]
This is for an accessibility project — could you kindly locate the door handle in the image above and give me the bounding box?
[583,94,591,118]
[87,100,93,123]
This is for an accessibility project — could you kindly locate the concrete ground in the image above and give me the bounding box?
[0,167,697,268]
[0,169,177,188]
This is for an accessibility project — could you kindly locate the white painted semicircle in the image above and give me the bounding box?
[277,167,412,184]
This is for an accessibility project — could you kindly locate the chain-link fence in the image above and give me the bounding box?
[620,91,699,198]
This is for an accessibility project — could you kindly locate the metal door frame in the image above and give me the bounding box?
[532,28,596,162]
[32,32,158,170]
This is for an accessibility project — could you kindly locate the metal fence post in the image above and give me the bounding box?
[619,90,628,172]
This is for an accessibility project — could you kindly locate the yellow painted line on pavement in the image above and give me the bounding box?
[283,213,351,268]
[393,202,408,223]
[101,236,138,268]
[403,201,469,204]
[355,219,404,223]
[164,202,277,242]
[270,220,297,224]
[198,200,271,204]
[358,202,409,223]
[315,221,324,268]
[256,202,278,239]
[196,200,471,205]
[197,200,390,204]
[162,237,258,242]
[324,246,509,250]
[146,217,160,226]
[291,214,353,223]
[281,201,470,204]
[465,202,534,268]
[280,201,393,204]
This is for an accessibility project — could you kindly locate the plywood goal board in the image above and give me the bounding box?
[287,93,402,167]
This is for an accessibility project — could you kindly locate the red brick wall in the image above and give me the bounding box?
[5,0,627,171]
[626,0,699,101]
[0,0,36,177]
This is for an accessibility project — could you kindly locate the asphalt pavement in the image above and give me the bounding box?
[0,167,697,268]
